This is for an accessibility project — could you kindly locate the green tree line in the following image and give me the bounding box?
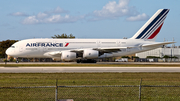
[0,40,18,58]
[51,33,75,38]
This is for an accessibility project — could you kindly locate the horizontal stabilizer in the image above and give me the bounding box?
[93,47,133,53]
[142,42,175,47]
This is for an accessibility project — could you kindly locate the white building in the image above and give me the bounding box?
[136,47,180,59]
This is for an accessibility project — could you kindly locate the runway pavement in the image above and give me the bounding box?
[1,62,180,64]
[1,62,180,65]
[1,67,180,73]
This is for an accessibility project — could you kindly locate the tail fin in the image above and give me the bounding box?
[131,9,170,41]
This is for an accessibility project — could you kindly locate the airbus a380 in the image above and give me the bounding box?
[6,9,174,63]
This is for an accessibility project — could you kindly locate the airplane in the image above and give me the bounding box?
[6,9,174,63]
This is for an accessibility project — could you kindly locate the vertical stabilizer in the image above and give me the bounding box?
[131,9,170,41]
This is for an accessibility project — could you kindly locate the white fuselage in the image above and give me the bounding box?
[5,9,172,62]
[6,38,158,59]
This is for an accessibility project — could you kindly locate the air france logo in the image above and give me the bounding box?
[65,43,69,47]
[26,43,63,47]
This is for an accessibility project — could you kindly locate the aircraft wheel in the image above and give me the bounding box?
[76,60,81,63]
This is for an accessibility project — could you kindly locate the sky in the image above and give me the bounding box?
[1,0,180,45]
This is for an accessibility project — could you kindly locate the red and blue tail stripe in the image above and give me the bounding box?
[131,9,170,41]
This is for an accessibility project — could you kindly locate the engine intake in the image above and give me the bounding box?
[61,51,76,61]
[83,49,99,59]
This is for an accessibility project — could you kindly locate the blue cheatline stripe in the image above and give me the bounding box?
[141,10,169,39]
[136,9,169,39]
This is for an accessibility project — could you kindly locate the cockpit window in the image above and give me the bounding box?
[11,46,15,48]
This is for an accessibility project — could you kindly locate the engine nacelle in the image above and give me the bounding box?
[61,51,76,61]
[83,49,99,59]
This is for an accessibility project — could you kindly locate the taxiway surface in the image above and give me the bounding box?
[1,67,180,73]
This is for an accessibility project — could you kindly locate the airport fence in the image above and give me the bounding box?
[1,84,180,101]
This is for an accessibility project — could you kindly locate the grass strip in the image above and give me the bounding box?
[0,73,180,100]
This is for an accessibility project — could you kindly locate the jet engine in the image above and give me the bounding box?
[83,49,99,59]
[61,51,76,61]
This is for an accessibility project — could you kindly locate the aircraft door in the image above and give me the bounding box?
[43,40,51,52]
[19,47,23,52]
[127,48,131,52]
[117,40,121,46]
[43,47,48,52]
[97,40,101,47]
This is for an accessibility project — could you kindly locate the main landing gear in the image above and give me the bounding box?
[77,59,97,63]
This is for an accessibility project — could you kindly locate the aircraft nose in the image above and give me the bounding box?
[5,48,14,56]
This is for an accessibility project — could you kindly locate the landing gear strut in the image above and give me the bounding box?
[77,59,97,63]
[16,57,19,63]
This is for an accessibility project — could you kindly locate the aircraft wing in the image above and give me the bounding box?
[142,42,175,48]
[70,47,133,53]
[44,51,62,57]
[92,47,132,53]
[44,46,133,57]
[70,47,134,56]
